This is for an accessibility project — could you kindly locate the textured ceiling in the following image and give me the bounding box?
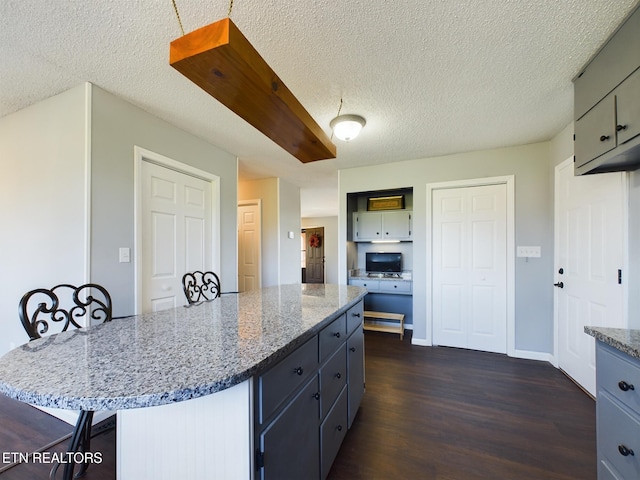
[1,0,639,216]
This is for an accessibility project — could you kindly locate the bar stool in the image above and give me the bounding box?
[18,283,113,480]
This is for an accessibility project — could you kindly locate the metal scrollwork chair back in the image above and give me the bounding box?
[19,283,113,341]
[17,283,114,480]
[182,271,223,306]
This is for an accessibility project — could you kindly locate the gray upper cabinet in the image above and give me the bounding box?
[575,94,617,168]
[574,6,640,175]
[353,211,412,242]
[617,69,640,145]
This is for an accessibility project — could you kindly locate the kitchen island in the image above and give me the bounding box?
[0,284,367,479]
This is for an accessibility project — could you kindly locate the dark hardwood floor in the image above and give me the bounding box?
[0,331,595,479]
[328,331,596,480]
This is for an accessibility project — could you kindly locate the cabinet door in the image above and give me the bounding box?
[347,327,364,428]
[382,211,412,240]
[574,6,640,120]
[258,376,320,480]
[575,95,616,167]
[616,68,640,145]
[354,212,382,241]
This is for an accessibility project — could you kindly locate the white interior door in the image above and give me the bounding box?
[142,161,212,312]
[238,201,261,292]
[432,183,507,354]
[555,159,625,396]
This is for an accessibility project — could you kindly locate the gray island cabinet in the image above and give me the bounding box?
[254,300,364,479]
[0,284,366,480]
[585,327,640,479]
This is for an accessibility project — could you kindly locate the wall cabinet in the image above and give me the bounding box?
[353,211,412,241]
[254,300,364,480]
[595,341,640,479]
[573,6,640,175]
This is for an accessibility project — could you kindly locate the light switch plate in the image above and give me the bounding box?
[119,247,131,263]
[516,246,541,258]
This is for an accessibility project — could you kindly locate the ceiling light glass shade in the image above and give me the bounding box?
[330,114,366,141]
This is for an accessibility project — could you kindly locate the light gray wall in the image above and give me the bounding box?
[550,122,574,167]
[339,141,554,354]
[278,178,302,285]
[90,84,238,317]
[302,216,339,284]
[0,85,88,355]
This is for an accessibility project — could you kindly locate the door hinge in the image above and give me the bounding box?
[618,269,622,285]
[255,449,264,470]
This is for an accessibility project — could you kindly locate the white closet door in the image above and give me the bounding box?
[432,184,507,354]
[141,161,212,312]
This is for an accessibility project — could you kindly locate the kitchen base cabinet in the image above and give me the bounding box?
[257,376,320,480]
[254,300,365,480]
[596,341,640,479]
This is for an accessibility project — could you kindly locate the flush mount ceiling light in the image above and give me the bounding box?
[330,114,366,142]
[169,3,336,163]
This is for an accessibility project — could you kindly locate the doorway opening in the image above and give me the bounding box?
[302,227,324,283]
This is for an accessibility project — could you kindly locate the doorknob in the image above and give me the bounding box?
[554,282,564,288]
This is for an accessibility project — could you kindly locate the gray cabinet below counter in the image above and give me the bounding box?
[349,277,413,331]
[595,341,640,480]
[254,300,365,480]
[349,278,412,295]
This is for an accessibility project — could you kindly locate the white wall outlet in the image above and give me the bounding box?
[516,246,541,258]
[119,247,131,263]
[288,231,295,239]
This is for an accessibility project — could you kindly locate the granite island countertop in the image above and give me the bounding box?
[0,284,366,412]
[584,326,640,359]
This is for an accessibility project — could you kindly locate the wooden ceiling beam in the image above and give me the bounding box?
[170,18,337,163]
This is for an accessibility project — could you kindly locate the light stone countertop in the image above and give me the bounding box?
[349,273,412,282]
[584,326,640,359]
[0,284,366,411]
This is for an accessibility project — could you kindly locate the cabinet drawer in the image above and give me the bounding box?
[345,301,364,336]
[320,346,347,419]
[349,279,380,293]
[597,343,640,412]
[379,280,412,294]
[320,386,348,480]
[319,315,346,362]
[257,336,318,424]
[598,392,640,480]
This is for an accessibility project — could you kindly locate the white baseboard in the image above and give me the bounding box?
[411,337,429,346]
[511,349,553,363]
